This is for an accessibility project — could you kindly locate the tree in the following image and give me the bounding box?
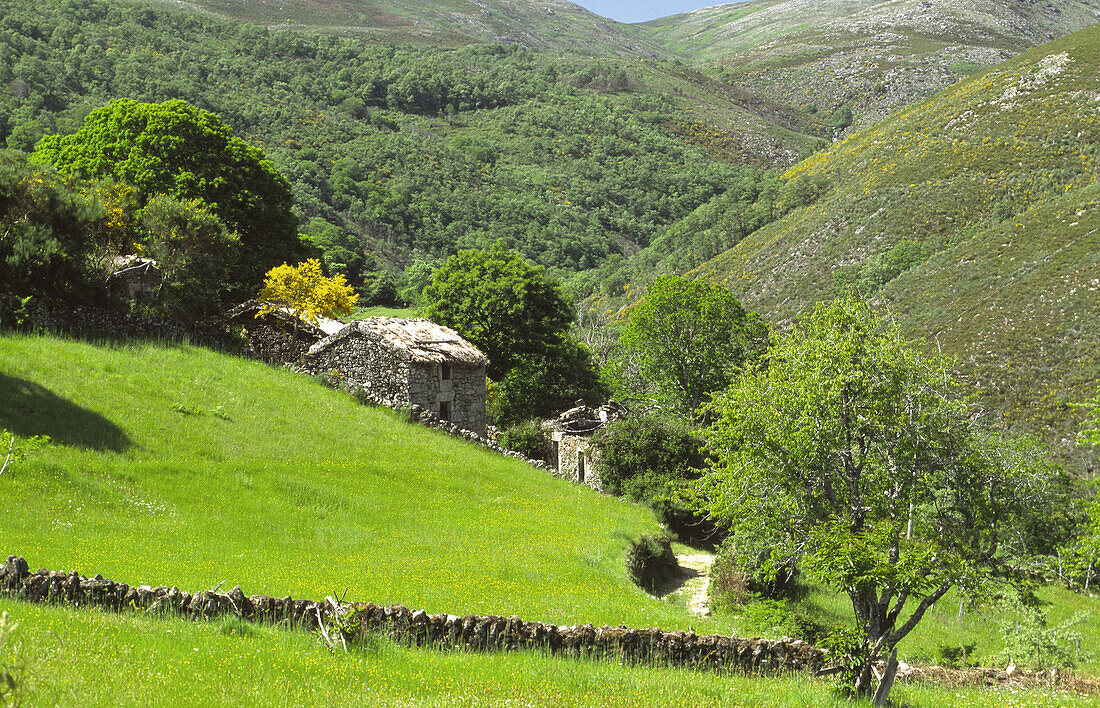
[257,259,358,326]
[141,194,237,322]
[0,151,112,304]
[423,243,573,381]
[30,99,313,289]
[692,295,1061,699]
[423,243,604,424]
[619,274,766,420]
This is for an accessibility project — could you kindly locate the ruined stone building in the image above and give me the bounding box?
[227,300,344,364]
[109,256,162,301]
[302,317,489,436]
[547,401,628,491]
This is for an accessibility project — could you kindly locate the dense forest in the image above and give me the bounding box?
[0,0,820,298]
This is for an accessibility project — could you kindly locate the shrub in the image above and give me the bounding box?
[621,471,724,549]
[624,533,678,594]
[593,414,705,496]
[710,537,801,605]
[498,420,549,461]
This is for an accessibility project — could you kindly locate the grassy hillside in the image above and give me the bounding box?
[693,24,1100,470]
[641,0,1100,132]
[0,333,705,629]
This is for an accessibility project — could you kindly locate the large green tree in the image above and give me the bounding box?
[619,274,765,420]
[423,243,604,424]
[31,99,312,289]
[693,295,1062,699]
[423,243,573,380]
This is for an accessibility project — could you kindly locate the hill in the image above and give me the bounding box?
[145,0,668,57]
[1,0,826,287]
[641,0,1100,131]
[691,23,1100,471]
[0,333,699,629]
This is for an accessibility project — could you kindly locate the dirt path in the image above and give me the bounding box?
[661,553,715,617]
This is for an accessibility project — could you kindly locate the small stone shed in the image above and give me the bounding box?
[303,317,489,436]
[547,401,628,491]
[227,300,344,364]
[109,255,161,300]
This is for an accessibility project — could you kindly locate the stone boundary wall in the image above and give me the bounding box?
[0,555,827,675]
[1,297,236,350]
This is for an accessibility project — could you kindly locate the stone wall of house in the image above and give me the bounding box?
[409,362,487,437]
[549,432,602,492]
[0,555,828,677]
[300,332,411,407]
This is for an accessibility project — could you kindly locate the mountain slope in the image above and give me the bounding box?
[148,0,667,57]
[641,0,1100,131]
[692,24,1100,470]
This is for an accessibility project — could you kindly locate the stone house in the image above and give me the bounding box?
[227,300,344,364]
[302,317,489,436]
[546,401,628,491]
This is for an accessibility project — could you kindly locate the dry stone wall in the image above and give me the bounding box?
[301,331,410,407]
[0,555,827,675]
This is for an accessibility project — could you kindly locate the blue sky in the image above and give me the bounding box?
[573,1,734,24]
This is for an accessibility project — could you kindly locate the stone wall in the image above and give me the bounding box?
[409,362,487,437]
[549,432,602,491]
[0,296,235,350]
[300,331,411,407]
[238,321,318,365]
[0,555,828,676]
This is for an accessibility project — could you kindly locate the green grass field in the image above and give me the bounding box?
[3,332,1098,705]
[2,599,1093,707]
[0,332,697,629]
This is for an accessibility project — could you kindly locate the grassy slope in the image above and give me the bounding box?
[0,333,705,630]
[693,24,1100,468]
[639,0,1100,131]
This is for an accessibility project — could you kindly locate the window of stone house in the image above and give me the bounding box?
[577,450,585,484]
[439,400,451,421]
[441,363,452,381]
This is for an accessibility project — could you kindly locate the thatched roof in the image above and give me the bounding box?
[308,317,489,366]
[227,300,345,338]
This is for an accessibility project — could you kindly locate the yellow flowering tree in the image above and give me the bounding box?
[257,259,358,326]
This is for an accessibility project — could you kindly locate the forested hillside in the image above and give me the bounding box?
[144,0,667,57]
[693,23,1100,470]
[0,0,825,292]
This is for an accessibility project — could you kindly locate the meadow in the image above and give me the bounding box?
[2,332,1098,706]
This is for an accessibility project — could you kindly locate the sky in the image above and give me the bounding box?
[572,1,734,24]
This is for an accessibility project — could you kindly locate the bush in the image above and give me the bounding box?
[624,533,679,593]
[621,471,725,549]
[740,599,834,645]
[498,420,549,461]
[593,414,705,496]
[709,537,801,607]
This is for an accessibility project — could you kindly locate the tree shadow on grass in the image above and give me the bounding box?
[0,373,131,452]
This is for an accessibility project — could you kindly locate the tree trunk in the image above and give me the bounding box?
[873,649,899,706]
